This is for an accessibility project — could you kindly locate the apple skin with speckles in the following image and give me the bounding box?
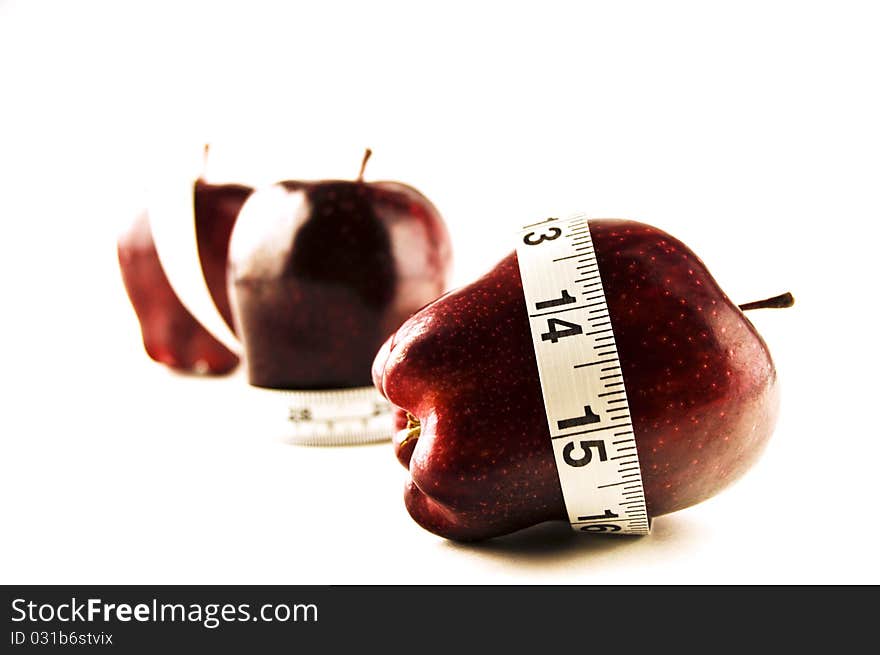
[372,220,782,541]
[229,170,452,390]
[117,178,252,374]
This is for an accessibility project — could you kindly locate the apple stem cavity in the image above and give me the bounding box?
[357,148,373,182]
[401,412,421,441]
[738,292,795,312]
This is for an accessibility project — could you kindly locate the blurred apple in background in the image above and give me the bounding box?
[229,150,452,390]
[117,146,252,374]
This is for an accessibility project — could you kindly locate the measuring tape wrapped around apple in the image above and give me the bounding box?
[118,147,452,446]
[515,215,651,534]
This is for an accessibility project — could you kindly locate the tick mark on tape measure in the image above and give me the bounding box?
[552,253,583,262]
[613,438,635,445]
[585,328,613,336]
[550,423,627,439]
[597,480,631,489]
[600,374,623,381]
[574,358,617,368]
[611,454,637,460]
[604,382,625,388]
[598,390,625,397]
[529,304,592,318]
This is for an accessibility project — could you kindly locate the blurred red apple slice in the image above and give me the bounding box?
[118,145,251,373]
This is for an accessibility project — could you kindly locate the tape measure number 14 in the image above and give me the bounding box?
[516,215,650,535]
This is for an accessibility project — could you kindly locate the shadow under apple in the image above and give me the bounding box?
[441,513,706,568]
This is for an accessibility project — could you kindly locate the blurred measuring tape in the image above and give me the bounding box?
[516,214,650,535]
[146,150,392,446]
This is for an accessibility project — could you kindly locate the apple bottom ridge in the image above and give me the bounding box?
[245,385,393,446]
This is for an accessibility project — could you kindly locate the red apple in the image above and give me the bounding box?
[229,150,452,390]
[117,157,251,374]
[373,220,791,540]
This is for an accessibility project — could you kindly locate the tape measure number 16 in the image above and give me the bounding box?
[516,215,650,535]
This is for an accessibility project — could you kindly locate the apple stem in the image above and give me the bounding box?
[201,143,210,179]
[358,148,372,182]
[738,292,795,311]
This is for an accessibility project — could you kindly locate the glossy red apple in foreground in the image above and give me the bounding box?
[117,167,251,374]
[373,220,792,540]
[229,150,452,390]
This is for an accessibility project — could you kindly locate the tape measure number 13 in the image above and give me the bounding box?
[516,215,650,535]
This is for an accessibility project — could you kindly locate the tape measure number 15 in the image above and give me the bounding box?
[516,215,650,535]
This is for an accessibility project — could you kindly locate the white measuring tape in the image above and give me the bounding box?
[516,214,650,535]
[146,154,393,446]
[246,385,393,446]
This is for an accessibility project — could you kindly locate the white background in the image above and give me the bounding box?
[1,0,878,584]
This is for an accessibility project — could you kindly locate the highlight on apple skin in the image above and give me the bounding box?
[372,219,792,541]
